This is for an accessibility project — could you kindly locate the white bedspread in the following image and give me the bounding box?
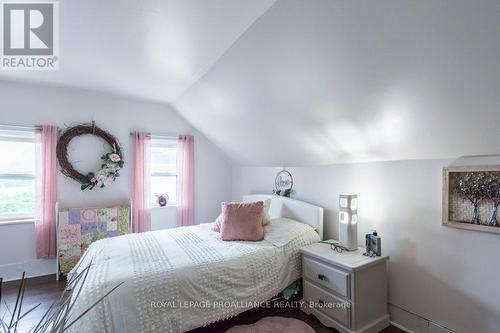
[67,219,320,333]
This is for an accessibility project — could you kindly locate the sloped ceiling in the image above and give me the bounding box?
[174,0,500,166]
[3,0,500,166]
[0,0,276,102]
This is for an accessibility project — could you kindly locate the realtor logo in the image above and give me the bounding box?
[1,1,59,70]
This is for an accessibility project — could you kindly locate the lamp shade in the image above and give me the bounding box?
[339,193,358,251]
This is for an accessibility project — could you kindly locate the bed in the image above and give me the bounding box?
[67,195,323,333]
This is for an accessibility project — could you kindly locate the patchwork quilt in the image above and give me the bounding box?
[58,206,130,274]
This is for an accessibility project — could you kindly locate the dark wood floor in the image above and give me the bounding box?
[2,275,67,332]
[2,276,403,333]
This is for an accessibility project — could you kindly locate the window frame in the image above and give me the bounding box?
[0,126,38,222]
[150,136,178,207]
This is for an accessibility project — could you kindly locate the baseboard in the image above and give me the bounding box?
[2,273,61,290]
[428,322,455,333]
[390,321,415,333]
[389,303,456,333]
[0,259,56,282]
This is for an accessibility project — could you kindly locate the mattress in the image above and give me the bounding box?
[67,218,320,333]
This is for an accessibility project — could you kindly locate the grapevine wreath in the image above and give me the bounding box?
[56,123,124,190]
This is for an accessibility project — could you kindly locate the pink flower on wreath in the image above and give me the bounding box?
[109,153,121,162]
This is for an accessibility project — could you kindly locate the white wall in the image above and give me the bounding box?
[232,156,500,333]
[0,80,232,281]
[176,0,500,166]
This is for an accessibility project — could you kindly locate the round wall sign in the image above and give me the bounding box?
[275,170,294,191]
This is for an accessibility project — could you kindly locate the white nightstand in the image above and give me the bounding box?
[301,242,390,333]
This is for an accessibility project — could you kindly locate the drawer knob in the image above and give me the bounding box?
[318,273,326,281]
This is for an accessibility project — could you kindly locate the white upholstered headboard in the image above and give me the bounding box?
[243,194,324,240]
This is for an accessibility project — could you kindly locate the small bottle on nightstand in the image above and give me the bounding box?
[364,230,381,257]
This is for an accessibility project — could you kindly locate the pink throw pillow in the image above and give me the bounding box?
[212,200,270,232]
[212,213,222,232]
[220,201,264,241]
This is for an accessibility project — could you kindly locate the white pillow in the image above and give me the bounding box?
[262,199,271,225]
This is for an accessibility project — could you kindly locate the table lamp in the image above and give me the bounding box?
[339,193,358,251]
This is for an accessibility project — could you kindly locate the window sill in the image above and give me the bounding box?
[0,219,37,226]
[151,205,178,210]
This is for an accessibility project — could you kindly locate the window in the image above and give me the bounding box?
[150,137,178,206]
[0,126,37,221]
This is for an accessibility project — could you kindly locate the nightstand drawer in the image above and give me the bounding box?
[304,280,351,328]
[303,256,350,298]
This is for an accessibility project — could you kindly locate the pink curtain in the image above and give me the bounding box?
[132,132,151,233]
[35,125,58,259]
[177,135,195,227]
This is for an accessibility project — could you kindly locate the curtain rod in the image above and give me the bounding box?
[129,132,179,139]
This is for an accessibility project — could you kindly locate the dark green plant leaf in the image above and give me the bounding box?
[62,282,125,332]
[1,257,123,333]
